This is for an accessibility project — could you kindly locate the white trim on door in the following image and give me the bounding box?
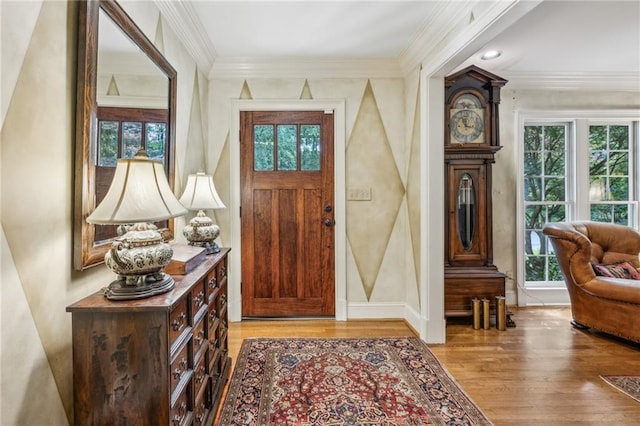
[228,99,347,321]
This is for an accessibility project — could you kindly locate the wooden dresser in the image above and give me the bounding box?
[67,248,231,425]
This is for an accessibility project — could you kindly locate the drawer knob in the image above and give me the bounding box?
[172,402,187,425]
[171,312,186,331]
[194,290,205,307]
[195,329,205,345]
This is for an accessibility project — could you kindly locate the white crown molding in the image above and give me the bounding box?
[398,1,468,74]
[400,0,541,76]
[153,0,217,74]
[152,0,638,91]
[209,57,404,79]
[501,71,640,92]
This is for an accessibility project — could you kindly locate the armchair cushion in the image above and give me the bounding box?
[592,261,640,280]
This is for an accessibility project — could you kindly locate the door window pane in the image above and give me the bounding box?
[122,122,142,158]
[146,122,166,163]
[301,125,321,170]
[98,121,119,166]
[254,125,274,171]
[277,125,297,171]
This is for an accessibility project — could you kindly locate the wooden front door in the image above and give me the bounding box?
[240,111,335,317]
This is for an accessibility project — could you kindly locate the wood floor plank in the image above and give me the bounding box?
[223,307,640,425]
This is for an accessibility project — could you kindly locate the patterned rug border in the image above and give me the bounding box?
[219,337,493,425]
[601,375,640,403]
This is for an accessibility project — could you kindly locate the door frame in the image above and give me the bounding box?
[229,99,347,322]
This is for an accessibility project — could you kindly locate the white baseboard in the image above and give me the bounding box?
[517,286,570,307]
[347,302,407,319]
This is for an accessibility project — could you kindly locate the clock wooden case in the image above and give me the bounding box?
[444,65,507,318]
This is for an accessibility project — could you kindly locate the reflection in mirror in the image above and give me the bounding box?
[74,0,176,270]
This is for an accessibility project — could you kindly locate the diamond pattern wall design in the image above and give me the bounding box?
[346,81,406,299]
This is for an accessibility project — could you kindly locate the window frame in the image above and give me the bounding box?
[516,110,640,306]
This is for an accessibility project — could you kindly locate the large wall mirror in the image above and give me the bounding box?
[74,0,177,270]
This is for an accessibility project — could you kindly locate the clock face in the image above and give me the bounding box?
[450,93,485,144]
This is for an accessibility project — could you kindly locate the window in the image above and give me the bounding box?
[589,124,633,224]
[521,116,639,291]
[94,107,168,243]
[97,107,168,167]
[253,124,321,172]
[523,124,567,285]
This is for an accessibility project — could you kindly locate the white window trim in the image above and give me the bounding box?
[515,109,640,307]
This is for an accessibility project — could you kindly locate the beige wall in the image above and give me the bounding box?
[208,74,422,313]
[0,1,206,423]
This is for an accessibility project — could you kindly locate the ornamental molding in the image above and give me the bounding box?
[153,0,217,74]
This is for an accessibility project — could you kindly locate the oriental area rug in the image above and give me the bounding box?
[218,337,493,425]
[601,376,640,403]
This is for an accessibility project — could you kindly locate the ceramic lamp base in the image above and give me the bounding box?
[103,272,175,300]
[183,211,221,255]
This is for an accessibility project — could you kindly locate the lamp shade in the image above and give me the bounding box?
[179,172,226,211]
[87,149,187,224]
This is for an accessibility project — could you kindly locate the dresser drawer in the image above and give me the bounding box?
[206,266,219,302]
[193,382,210,426]
[169,298,190,355]
[216,281,228,316]
[217,257,227,286]
[170,385,191,426]
[207,308,220,339]
[193,350,209,402]
[191,279,207,320]
[193,317,207,361]
[170,342,191,398]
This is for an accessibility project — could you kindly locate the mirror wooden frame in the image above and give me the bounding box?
[74,0,177,270]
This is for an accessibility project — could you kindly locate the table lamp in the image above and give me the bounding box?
[86,149,187,300]
[178,172,226,254]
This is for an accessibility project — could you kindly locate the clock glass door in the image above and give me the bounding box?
[447,163,487,265]
[457,174,475,250]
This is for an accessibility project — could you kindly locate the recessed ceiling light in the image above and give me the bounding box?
[481,50,502,60]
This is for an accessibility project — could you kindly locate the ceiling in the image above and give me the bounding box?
[159,0,640,90]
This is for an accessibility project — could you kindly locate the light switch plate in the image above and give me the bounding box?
[348,187,371,201]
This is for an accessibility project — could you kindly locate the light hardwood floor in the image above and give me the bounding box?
[224,306,640,425]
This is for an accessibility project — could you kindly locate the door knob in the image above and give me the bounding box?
[324,219,334,227]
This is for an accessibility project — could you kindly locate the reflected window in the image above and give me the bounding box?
[96,107,168,167]
[98,121,119,167]
[94,106,168,243]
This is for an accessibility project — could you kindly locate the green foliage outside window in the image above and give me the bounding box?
[123,122,142,158]
[254,124,322,172]
[254,125,274,171]
[146,123,166,163]
[524,125,566,282]
[277,125,297,170]
[589,125,630,225]
[301,125,320,171]
[98,121,119,166]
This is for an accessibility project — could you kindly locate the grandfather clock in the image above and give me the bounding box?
[444,65,507,319]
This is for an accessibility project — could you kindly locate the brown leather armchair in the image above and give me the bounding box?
[543,221,640,343]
